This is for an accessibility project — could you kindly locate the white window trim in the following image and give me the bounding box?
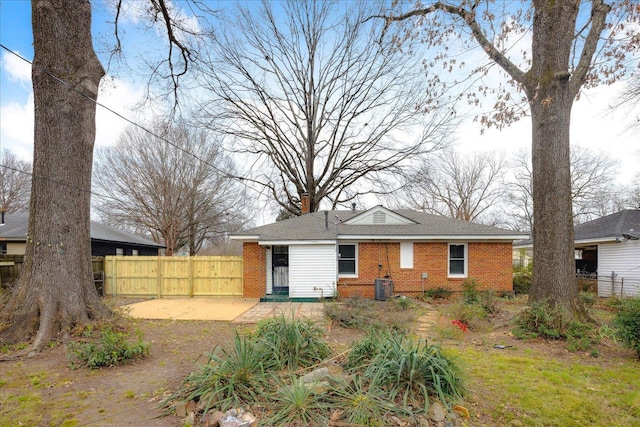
[448,243,468,278]
[400,242,413,269]
[338,243,358,278]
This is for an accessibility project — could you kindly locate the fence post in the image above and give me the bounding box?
[189,256,194,298]
[157,256,163,298]
[110,257,117,297]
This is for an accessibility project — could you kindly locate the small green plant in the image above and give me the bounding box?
[613,297,640,359]
[579,292,598,311]
[66,326,149,369]
[565,320,599,352]
[602,296,624,311]
[424,287,453,300]
[388,296,415,311]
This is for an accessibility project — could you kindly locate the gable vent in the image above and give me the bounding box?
[373,211,386,224]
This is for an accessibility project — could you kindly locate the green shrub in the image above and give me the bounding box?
[565,321,599,352]
[512,301,565,340]
[66,326,149,369]
[461,279,481,305]
[254,314,331,370]
[513,273,532,295]
[613,297,640,359]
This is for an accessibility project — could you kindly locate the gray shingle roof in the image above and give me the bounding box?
[232,207,527,242]
[574,209,640,241]
[0,212,164,248]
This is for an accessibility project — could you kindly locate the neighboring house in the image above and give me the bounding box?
[231,203,527,300]
[514,209,640,298]
[0,212,165,256]
[573,209,640,297]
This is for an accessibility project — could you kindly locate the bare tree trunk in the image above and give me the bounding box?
[526,0,584,318]
[0,0,110,351]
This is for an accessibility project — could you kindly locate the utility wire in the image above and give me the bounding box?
[0,43,260,198]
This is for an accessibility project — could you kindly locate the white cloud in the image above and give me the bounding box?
[0,95,34,160]
[1,51,31,84]
[0,74,149,159]
[96,75,149,147]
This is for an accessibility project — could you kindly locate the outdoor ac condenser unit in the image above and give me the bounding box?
[374,278,393,301]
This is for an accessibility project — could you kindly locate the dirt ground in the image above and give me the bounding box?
[0,299,364,427]
[0,297,634,427]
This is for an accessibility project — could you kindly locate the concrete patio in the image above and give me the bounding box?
[122,298,325,323]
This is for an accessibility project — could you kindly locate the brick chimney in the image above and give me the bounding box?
[301,193,310,215]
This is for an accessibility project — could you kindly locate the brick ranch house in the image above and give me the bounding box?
[231,203,527,300]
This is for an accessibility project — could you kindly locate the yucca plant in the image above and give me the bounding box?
[364,336,464,411]
[264,376,330,426]
[328,377,396,426]
[254,314,331,370]
[163,333,275,413]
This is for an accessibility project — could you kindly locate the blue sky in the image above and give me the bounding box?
[1,0,638,189]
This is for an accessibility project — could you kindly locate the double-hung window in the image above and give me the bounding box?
[338,244,357,276]
[448,243,467,278]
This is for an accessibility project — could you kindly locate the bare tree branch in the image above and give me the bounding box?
[93,122,250,256]
[195,0,455,214]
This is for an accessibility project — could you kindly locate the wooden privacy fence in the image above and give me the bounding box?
[104,256,243,297]
[1,255,104,287]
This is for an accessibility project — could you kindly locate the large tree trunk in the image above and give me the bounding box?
[0,0,110,351]
[526,0,584,318]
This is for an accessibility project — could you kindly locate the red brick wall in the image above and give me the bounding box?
[337,241,513,298]
[242,242,266,298]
